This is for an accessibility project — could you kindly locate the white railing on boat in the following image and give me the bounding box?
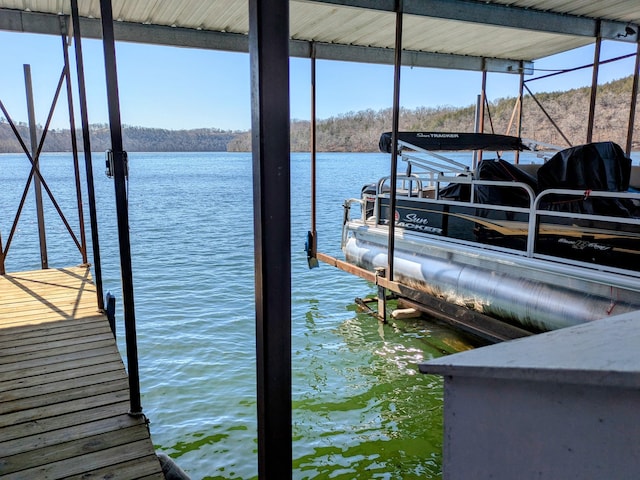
[343,178,640,277]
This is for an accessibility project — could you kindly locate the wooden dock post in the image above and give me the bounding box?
[375,267,387,323]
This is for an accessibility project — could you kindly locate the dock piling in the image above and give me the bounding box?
[23,64,48,270]
[375,267,388,323]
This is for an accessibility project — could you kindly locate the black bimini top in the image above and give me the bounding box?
[379,132,528,153]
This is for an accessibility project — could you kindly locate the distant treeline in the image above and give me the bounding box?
[0,123,240,153]
[1,75,637,154]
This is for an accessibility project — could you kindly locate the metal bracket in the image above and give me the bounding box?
[105,149,128,179]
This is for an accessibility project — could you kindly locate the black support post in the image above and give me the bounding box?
[99,0,142,417]
[308,44,318,268]
[60,20,88,266]
[477,69,487,165]
[586,32,602,143]
[248,0,292,477]
[515,63,524,164]
[626,41,640,156]
[387,0,403,286]
[71,0,104,311]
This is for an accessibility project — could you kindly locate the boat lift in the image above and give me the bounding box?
[307,14,640,337]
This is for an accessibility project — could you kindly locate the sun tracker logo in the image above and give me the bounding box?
[397,213,442,234]
[416,133,459,138]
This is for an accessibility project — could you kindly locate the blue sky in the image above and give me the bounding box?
[0,29,636,132]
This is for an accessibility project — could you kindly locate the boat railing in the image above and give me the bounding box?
[533,188,640,213]
[400,150,471,188]
[371,177,536,227]
[342,197,365,248]
[346,170,640,274]
[377,174,425,198]
[428,184,639,268]
[529,188,640,259]
[434,177,538,205]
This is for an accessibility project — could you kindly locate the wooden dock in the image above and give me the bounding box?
[0,266,164,479]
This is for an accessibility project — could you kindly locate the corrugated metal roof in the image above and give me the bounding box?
[0,1,638,72]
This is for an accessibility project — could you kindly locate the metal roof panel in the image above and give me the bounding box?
[0,0,637,71]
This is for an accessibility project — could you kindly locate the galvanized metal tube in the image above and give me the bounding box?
[345,233,640,332]
[249,0,293,476]
[99,0,142,417]
[71,0,105,310]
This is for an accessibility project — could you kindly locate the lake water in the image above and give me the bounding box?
[2,150,506,479]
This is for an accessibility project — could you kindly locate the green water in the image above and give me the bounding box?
[2,151,481,479]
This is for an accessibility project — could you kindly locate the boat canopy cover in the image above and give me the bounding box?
[537,141,631,192]
[537,141,638,216]
[379,132,527,153]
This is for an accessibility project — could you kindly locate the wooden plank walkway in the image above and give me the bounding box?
[0,266,164,479]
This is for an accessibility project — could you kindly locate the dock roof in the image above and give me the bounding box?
[0,1,639,73]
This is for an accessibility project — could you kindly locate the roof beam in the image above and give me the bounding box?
[291,40,531,74]
[310,0,639,43]
[0,7,530,74]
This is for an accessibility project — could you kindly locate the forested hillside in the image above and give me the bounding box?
[0,123,239,153]
[1,75,637,153]
[229,75,640,151]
